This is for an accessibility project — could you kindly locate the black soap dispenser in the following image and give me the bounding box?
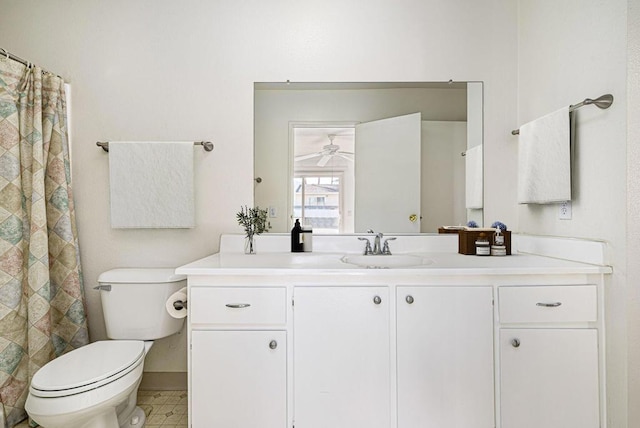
[291,219,303,252]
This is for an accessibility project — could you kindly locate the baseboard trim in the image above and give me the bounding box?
[139,371,188,391]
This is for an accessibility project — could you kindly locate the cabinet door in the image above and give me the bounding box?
[500,328,599,428]
[294,287,390,428]
[397,286,494,428]
[191,330,286,428]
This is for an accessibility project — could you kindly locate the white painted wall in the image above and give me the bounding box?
[421,121,467,231]
[466,82,484,226]
[627,0,640,425]
[517,1,629,427]
[0,0,518,377]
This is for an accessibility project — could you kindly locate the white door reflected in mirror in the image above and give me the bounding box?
[355,112,422,233]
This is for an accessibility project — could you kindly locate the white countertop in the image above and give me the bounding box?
[176,234,613,277]
[175,251,612,277]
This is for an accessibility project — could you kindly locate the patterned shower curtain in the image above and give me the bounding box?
[0,59,89,427]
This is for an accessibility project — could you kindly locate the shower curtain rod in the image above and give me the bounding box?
[511,93,614,135]
[0,47,63,79]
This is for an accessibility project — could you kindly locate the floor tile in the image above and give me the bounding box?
[14,389,188,428]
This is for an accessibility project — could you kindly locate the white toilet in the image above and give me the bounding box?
[25,268,187,428]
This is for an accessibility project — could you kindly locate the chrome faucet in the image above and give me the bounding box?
[362,230,396,255]
[372,232,383,254]
[358,237,373,255]
[382,237,396,255]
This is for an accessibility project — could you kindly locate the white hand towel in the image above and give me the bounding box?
[517,107,572,204]
[465,145,483,209]
[109,141,195,228]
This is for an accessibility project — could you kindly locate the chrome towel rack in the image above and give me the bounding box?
[511,94,613,135]
[96,141,214,152]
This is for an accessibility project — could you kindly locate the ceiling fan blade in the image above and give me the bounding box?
[317,155,332,167]
[295,152,321,161]
[337,151,354,155]
[335,153,354,162]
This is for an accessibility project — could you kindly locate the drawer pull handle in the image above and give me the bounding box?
[406,295,414,304]
[536,302,562,308]
[511,338,521,348]
[225,303,251,309]
[269,340,278,350]
[373,296,382,305]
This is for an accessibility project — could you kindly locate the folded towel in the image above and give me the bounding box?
[517,107,572,204]
[465,145,483,209]
[109,141,195,228]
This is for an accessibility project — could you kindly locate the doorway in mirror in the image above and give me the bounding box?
[293,126,355,233]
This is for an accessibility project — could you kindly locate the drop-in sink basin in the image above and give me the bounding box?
[340,254,433,269]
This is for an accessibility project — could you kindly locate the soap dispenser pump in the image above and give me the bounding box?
[291,219,303,252]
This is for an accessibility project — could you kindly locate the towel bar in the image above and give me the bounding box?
[511,94,613,135]
[96,141,214,152]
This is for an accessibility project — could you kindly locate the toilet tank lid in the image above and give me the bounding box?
[98,268,186,284]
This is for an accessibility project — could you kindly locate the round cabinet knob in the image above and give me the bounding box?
[511,338,521,348]
[373,295,382,305]
[405,295,414,304]
[269,340,278,350]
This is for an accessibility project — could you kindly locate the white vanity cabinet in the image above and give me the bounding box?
[189,287,288,428]
[498,285,600,428]
[179,237,610,428]
[293,286,390,428]
[191,330,287,428]
[396,286,495,428]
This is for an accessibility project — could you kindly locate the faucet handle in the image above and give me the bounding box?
[382,237,396,255]
[358,237,373,255]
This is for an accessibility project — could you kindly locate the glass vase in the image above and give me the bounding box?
[244,234,256,255]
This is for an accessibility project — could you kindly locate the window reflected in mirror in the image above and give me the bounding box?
[293,126,355,233]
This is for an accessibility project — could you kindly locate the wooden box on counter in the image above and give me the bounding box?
[457,230,511,255]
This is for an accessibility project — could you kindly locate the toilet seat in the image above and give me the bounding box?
[30,340,145,398]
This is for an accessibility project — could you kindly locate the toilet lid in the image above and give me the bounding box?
[30,340,145,397]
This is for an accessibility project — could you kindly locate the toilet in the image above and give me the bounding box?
[25,268,187,428]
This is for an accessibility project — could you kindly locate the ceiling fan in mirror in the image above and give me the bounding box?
[294,134,354,167]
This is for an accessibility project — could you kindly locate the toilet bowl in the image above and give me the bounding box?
[25,269,186,428]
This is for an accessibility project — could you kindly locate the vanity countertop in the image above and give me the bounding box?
[175,251,612,277]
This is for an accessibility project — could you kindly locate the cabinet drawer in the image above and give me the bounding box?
[190,287,286,325]
[499,285,596,323]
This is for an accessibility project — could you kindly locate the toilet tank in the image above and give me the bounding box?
[97,268,187,340]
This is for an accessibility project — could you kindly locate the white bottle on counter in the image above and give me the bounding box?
[301,226,313,252]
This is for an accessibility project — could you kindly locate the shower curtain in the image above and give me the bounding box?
[0,59,89,427]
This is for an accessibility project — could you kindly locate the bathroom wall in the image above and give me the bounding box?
[517,0,629,427]
[1,1,636,424]
[0,0,518,375]
[627,0,640,424]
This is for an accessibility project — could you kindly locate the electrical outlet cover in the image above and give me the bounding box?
[559,201,572,220]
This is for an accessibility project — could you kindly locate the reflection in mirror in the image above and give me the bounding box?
[254,82,483,233]
[293,127,355,234]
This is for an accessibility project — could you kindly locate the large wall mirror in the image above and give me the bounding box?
[254,82,484,234]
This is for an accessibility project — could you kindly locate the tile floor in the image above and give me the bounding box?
[14,390,188,428]
[138,390,188,427]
